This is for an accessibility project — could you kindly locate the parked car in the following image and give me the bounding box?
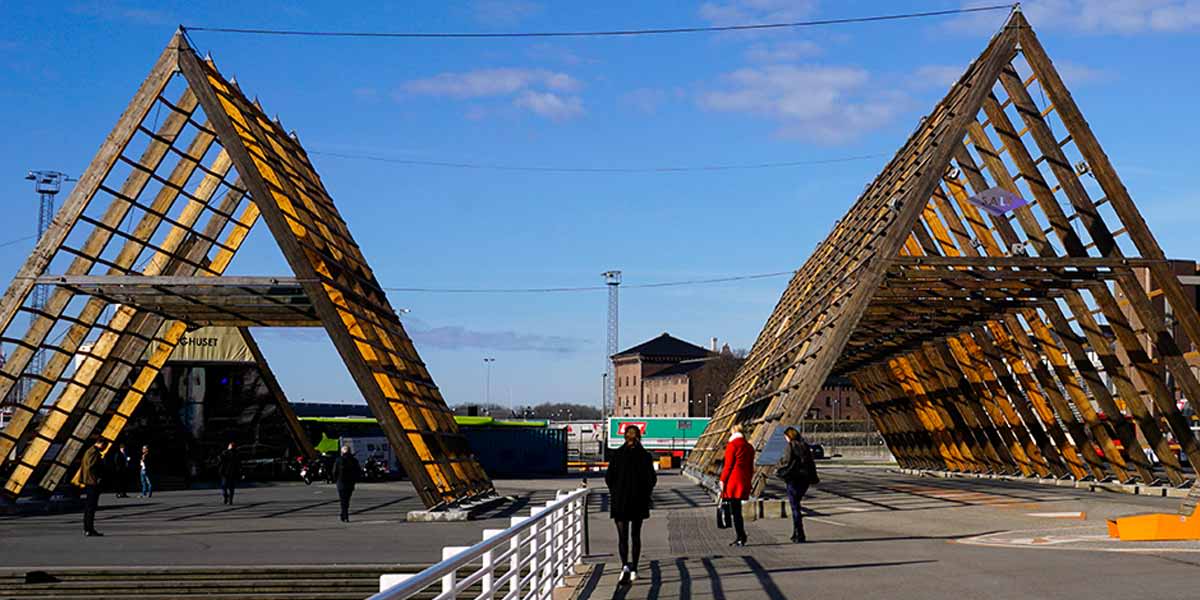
[808,443,826,460]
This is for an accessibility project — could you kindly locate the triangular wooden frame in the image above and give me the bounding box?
[0,32,492,508]
[686,11,1200,499]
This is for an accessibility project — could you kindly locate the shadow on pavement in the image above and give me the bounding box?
[598,556,940,599]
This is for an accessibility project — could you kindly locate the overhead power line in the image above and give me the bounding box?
[0,235,37,249]
[183,5,1015,39]
[383,270,796,294]
[309,150,889,174]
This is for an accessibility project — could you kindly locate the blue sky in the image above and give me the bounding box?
[1,1,1198,411]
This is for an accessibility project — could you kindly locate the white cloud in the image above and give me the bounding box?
[351,87,380,101]
[70,1,171,25]
[620,88,669,114]
[402,68,579,99]
[259,320,589,354]
[743,40,823,62]
[1055,60,1113,86]
[949,0,1200,34]
[400,68,584,120]
[514,91,584,120]
[470,0,542,25]
[699,65,902,143]
[699,0,818,25]
[526,43,588,66]
[913,65,966,89]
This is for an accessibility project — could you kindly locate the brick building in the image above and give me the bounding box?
[803,376,869,421]
[612,333,741,418]
[611,333,867,420]
[1118,260,1200,416]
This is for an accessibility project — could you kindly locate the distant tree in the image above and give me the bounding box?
[688,346,747,417]
[508,402,602,421]
[450,403,509,417]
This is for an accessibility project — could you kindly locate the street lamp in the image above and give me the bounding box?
[483,357,496,406]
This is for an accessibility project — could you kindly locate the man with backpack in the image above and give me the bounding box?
[777,427,819,543]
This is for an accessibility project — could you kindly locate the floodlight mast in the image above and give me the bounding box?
[602,270,621,417]
[22,171,75,392]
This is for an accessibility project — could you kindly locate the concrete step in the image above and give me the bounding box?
[0,565,421,581]
[0,565,494,599]
[2,594,374,600]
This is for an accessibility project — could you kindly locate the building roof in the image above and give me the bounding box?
[645,360,709,379]
[613,333,714,360]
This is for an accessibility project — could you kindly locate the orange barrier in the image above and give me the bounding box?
[1106,509,1200,541]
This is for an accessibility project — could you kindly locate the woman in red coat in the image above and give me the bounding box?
[719,423,755,546]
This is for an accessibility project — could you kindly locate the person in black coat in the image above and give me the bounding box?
[332,446,361,523]
[111,445,131,498]
[217,442,241,505]
[605,426,656,585]
[777,427,819,543]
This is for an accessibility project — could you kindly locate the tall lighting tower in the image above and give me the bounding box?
[602,270,621,417]
[23,171,74,381]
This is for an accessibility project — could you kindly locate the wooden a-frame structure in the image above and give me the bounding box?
[0,31,492,508]
[686,11,1200,498]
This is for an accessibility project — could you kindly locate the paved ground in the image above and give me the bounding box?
[578,467,1200,600]
[3,466,1200,598]
[0,477,590,567]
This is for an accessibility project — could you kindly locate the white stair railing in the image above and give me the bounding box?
[370,487,589,600]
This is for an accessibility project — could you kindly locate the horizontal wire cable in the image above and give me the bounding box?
[309,150,889,173]
[0,235,37,249]
[184,5,1014,39]
[383,270,796,294]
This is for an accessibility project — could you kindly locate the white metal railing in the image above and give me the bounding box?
[370,486,590,600]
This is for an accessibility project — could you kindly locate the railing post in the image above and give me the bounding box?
[529,509,542,597]
[509,516,526,599]
[556,499,566,588]
[543,501,556,597]
[481,528,504,598]
[441,546,468,597]
[576,492,585,556]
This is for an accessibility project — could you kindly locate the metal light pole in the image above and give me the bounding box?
[601,372,609,417]
[602,270,621,416]
[23,171,75,390]
[483,357,496,406]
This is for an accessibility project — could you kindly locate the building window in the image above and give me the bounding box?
[825,398,831,407]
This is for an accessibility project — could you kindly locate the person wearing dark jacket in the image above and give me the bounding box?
[777,427,818,543]
[111,445,130,498]
[719,423,755,547]
[217,442,241,505]
[605,425,656,585]
[79,438,106,537]
[332,446,361,522]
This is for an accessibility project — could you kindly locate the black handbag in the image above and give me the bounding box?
[716,499,732,529]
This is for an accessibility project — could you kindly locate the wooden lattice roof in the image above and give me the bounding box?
[687,11,1200,498]
[0,32,493,507]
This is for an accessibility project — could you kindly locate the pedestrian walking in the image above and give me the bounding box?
[112,445,130,498]
[605,425,656,585]
[80,437,105,537]
[332,445,361,523]
[777,427,819,543]
[719,423,754,547]
[139,445,153,498]
[217,442,241,505]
